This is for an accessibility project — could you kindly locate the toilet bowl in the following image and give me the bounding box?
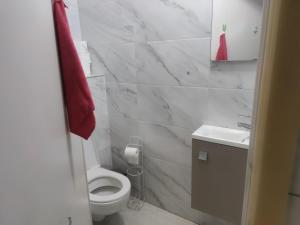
[87,166,131,222]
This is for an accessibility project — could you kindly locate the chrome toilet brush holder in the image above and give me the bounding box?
[126,136,144,210]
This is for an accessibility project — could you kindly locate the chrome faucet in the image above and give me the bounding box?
[237,122,251,130]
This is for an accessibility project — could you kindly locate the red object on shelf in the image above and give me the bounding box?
[53,0,95,139]
[216,33,228,61]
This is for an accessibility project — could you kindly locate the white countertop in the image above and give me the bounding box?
[192,125,250,149]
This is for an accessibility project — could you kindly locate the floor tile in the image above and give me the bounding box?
[94,202,195,225]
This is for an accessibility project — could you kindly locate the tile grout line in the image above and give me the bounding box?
[104,81,256,91]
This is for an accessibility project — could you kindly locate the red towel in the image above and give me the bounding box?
[53,0,95,139]
[216,33,228,61]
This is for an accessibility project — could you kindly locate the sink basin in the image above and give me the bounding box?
[192,125,250,149]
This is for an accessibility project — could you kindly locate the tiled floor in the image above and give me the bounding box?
[94,202,197,225]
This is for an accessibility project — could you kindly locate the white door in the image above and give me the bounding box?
[0,1,92,225]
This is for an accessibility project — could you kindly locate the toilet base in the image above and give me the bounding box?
[92,214,105,222]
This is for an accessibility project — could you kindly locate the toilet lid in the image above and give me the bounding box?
[87,167,131,203]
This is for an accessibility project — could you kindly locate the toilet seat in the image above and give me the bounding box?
[87,167,131,204]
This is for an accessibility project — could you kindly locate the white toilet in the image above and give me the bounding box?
[83,139,131,222]
[87,166,131,222]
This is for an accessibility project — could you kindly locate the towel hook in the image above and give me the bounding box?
[222,24,227,32]
[53,0,68,8]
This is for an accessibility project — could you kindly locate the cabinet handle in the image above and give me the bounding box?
[198,151,208,161]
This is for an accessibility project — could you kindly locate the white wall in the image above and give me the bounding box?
[0,1,92,225]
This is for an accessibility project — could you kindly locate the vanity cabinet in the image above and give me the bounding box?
[191,139,248,225]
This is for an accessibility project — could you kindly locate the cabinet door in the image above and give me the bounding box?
[192,140,247,224]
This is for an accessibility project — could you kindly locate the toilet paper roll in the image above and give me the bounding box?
[124,146,140,165]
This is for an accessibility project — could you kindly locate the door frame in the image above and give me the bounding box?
[242,0,300,224]
[241,0,271,224]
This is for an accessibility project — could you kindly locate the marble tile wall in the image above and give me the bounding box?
[79,0,257,224]
[86,76,112,169]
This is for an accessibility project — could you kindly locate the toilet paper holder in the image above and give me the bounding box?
[125,136,143,167]
[126,136,144,210]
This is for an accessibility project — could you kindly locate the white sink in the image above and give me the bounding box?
[192,125,250,149]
